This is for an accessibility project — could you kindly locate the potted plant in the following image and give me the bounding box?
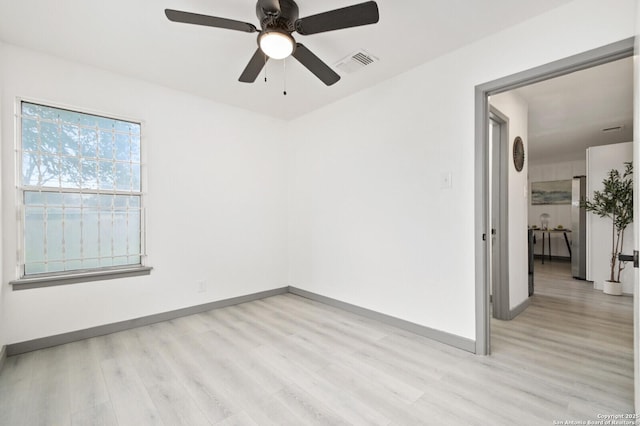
[583,162,633,295]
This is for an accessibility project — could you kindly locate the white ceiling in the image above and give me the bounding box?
[511,56,633,164]
[0,0,576,120]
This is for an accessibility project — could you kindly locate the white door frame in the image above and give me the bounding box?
[474,38,635,357]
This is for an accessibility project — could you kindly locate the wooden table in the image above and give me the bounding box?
[531,228,572,264]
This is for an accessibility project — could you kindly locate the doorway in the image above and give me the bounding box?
[489,109,510,322]
[474,37,635,355]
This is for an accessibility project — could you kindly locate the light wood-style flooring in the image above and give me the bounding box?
[0,261,634,425]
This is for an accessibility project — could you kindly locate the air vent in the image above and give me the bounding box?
[602,125,624,133]
[335,50,379,74]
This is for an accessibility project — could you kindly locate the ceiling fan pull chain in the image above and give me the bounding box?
[264,53,268,82]
[283,58,287,96]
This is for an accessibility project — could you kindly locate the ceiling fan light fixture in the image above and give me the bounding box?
[259,30,295,59]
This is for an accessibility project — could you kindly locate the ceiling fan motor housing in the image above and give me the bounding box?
[256,0,298,32]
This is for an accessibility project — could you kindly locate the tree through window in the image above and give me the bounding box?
[19,101,143,275]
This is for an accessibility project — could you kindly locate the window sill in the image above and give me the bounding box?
[9,266,153,290]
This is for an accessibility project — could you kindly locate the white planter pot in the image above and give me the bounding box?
[603,280,623,296]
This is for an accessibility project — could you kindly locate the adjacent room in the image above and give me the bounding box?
[0,0,638,424]
[487,55,635,417]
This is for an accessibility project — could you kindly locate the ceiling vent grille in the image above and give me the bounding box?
[335,50,379,74]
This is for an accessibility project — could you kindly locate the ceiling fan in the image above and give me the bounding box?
[165,0,379,86]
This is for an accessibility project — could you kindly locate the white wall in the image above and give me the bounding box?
[0,42,4,350]
[489,92,529,310]
[288,0,637,341]
[587,142,634,293]
[529,159,587,257]
[0,43,289,344]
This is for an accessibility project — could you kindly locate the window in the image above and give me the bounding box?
[18,101,144,278]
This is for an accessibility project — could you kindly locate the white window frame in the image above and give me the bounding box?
[10,98,150,290]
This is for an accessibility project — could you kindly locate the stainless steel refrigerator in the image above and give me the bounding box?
[571,176,587,279]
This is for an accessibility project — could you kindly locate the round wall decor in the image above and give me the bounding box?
[512,136,525,172]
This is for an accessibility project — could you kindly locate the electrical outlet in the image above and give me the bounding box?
[197,280,206,293]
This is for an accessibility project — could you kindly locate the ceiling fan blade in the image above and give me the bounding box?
[295,1,379,35]
[292,44,340,86]
[165,9,257,33]
[239,49,269,83]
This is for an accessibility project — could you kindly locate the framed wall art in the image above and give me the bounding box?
[531,180,572,205]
